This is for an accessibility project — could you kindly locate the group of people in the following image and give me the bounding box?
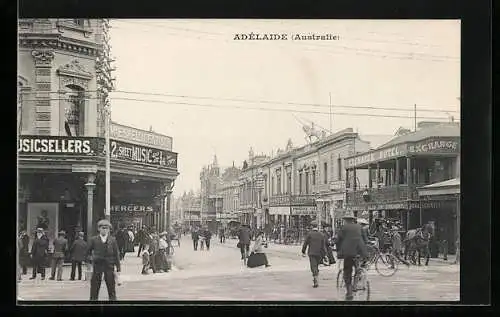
[191,226,212,251]
[301,212,370,301]
[237,224,271,268]
[139,230,173,274]
[18,228,90,282]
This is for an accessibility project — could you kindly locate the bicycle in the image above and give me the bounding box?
[366,242,399,277]
[336,256,371,301]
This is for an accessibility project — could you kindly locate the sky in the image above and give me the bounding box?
[107,19,460,196]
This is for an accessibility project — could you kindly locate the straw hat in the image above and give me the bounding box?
[97,219,112,228]
[342,211,356,219]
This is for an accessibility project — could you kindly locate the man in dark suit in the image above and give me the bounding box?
[29,228,49,280]
[302,226,327,288]
[86,219,121,301]
[70,231,88,280]
[136,225,149,257]
[50,230,68,281]
[191,227,200,251]
[238,224,251,260]
[337,213,369,300]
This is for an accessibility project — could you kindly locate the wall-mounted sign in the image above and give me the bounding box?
[18,136,101,155]
[408,138,459,154]
[345,144,408,169]
[291,206,317,216]
[329,180,345,191]
[110,139,178,169]
[110,204,155,213]
[268,206,290,215]
[110,122,173,151]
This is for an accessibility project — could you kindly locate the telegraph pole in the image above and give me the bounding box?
[329,92,333,134]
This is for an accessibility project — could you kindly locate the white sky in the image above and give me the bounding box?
[107,19,460,196]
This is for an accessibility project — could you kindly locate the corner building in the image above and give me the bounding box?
[17,19,178,251]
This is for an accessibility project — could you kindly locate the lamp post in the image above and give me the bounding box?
[85,176,96,237]
[104,103,111,221]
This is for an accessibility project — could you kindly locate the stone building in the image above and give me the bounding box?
[17,19,178,251]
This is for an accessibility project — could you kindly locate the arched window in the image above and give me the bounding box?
[64,85,85,136]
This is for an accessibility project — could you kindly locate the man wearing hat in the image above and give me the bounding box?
[49,230,68,281]
[301,225,328,288]
[86,219,121,301]
[29,228,49,280]
[337,212,369,300]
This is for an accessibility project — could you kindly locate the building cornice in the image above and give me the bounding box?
[18,34,101,57]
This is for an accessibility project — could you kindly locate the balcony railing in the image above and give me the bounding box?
[269,194,316,207]
[346,185,419,206]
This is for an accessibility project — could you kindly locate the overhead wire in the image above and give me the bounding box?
[21,90,460,114]
[21,96,459,121]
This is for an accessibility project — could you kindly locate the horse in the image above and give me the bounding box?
[403,224,432,266]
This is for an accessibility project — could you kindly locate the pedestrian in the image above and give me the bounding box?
[148,232,160,273]
[115,228,126,261]
[219,226,226,243]
[18,230,30,278]
[321,225,336,265]
[248,231,270,268]
[301,225,327,288]
[50,230,68,281]
[203,226,212,251]
[86,219,121,301]
[125,226,135,254]
[337,213,369,301]
[141,244,151,274]
[69,231,87,281]
[192,227,200,251]
[238,224,251,261]
[136,225,149,258]
[280,224,285,244]
[29,228,49,280]
[158,232,170,272]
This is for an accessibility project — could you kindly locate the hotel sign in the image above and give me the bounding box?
[18,136,101,156]
[291,206,317,216]
[110,122,173,151]
[345,144,408,169]
[409,138,459,154]
[110,139,178,169]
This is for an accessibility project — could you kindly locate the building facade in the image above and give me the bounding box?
[344,122,460,253]
[18,19,179,251]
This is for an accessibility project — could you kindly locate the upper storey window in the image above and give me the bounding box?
[73,19,85,27]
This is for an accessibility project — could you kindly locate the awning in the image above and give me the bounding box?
[418,178,460,196]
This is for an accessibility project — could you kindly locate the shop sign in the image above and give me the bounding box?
[345,144,408,168]
[110,122,173,151]
[409,138,459,154]
[291,206,317,216]
[110,204,155,213]
[110,139,178,169]
[18,136,101,156]
[269,206,290,215]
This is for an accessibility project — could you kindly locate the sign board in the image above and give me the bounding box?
[291,206,317,216]
[329,180,345,191]
[269,206,290,215]
[18,136,101,156]
[110,122,173,151]
[408,138,459,154]
[110,204,155,213]
[110,139,178,169]
[72,164,98,173]
[345,137,460,169]
[345,144,408,168]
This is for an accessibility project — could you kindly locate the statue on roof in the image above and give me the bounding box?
[302,122,322,143]
[395,126,412,136]
[286,138,294,151]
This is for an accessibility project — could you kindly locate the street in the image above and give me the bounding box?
[17,235,459,302]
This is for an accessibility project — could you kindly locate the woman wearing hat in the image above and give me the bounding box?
[86,219,121,301]
[29,228,49,280]
[247,231,270,268]
[158,231,171,272]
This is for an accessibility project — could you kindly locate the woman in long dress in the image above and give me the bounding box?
[249,231,271,268]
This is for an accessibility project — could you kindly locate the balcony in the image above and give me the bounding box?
[346,185,419,206]
[269,194,316,207]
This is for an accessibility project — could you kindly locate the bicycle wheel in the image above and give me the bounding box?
[353,272,370,301]
[336,269,344,289]
[375,253,398,277]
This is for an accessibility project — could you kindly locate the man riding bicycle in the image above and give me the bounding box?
[337,212,369,301]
